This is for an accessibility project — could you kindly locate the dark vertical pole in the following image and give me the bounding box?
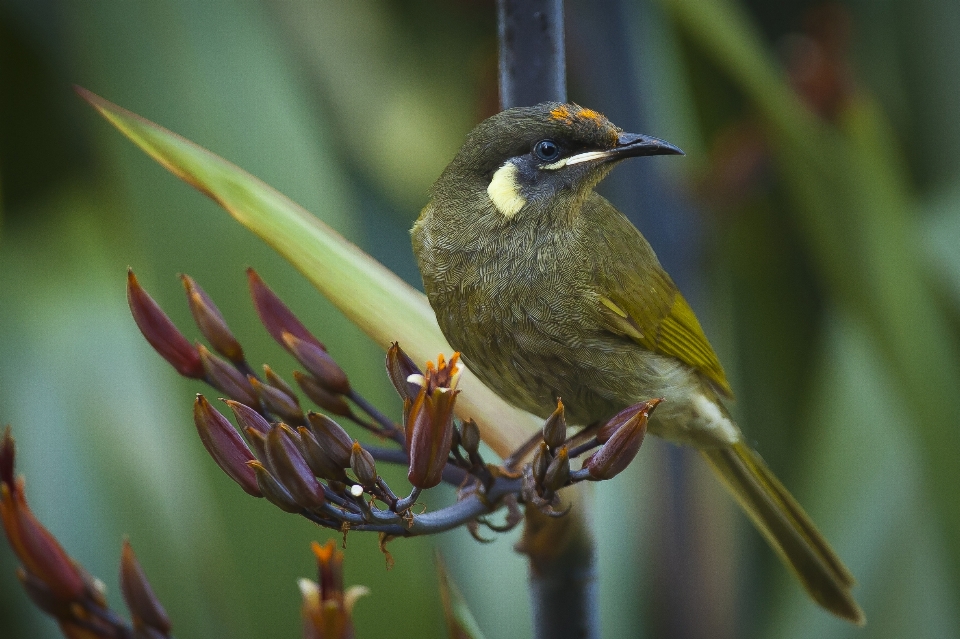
[497,0,567,109]
[497,3,597,639]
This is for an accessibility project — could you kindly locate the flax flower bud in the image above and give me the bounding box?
[349,442,377,487]
[250,376,303,423]
[248,460,301,513]
[193,395,261,497]
[405,354,461,489]
[127,269,204,378]
[224,399,272,436]
[542,399,566,450]
[265,425,326,509]
[119,539,171,636]
[294,371,353,417]
[297,427,348,482]
[198,345,258,407]
[386,342,422,401]
[181,274,243,364]
[543,446,570,491]
[586,399,660,480]
[283,332,350,395]
[247,268,325,351]
[306,413,354,468]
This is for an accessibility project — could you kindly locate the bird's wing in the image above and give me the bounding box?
[584,194,734,398]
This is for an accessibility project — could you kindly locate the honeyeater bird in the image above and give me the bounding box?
[411,102,864,624]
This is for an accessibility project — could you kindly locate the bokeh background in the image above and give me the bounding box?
[2,0,960,637]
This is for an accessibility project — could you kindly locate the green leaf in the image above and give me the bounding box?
[76,86,537,459]
[436,554,489,639]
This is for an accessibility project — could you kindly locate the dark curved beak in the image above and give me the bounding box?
[614,132,684,158]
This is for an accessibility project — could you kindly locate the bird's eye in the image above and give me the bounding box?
[534,139,561,162]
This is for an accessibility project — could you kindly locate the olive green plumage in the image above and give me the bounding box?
[412,102,863,624]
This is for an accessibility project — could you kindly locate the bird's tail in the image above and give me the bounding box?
[700,441,865,625]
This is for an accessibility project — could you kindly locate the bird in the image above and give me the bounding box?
[411,102,864,624]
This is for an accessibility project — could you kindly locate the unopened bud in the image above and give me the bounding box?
[306,413,353,468]
[597,398,662,444]
[531,442,551,485]
[119,539,171,635]
[0,484,87,603]
[247,268,325,351]
[224,400,271,436]
[283,332,350,395]
[198,345,258,407]
[127,270,204,378]
[247,460,300,513]
[386,342,422,401]
[264,365,297,399]
[193,395,261,497]
[265,425,325,509]
[181,274,243,364]
[542,399,566,449]
[543,447,570,491]
[294,371,352,417]
[297,427,348,482]
[586,399,659,479]
[459,419,481,455]
[250,376,303,423]
[349,442,377,487]
[242,426,268,461]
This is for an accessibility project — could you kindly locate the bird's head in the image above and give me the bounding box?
[431,102,682,223]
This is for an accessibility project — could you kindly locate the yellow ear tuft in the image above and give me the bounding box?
[487,162,526,219]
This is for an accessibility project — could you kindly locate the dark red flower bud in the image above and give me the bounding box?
[349,442,377,487]
[119,539,171,635]
[459,419,481,455]
[127,270,204,378]
[247,268,325,351]
[543,446,570,491]
[542,399,566,449]
[247,460,301,513]
[586,399,660,480]
[0,481,86,601]
[294,371,353,417]
[265,425,326,509]
[597,398,662,444]
[297,427,348,482]
[386,342,422,401]
[283,332,350,395]
[243,427,268,460]
[193,395,261,497]
[250,376,303,423]
[306,413,353,468]
[224,400,272,436]
[198,345,259,407]
[264,365,298,399]
[181,274,243,364]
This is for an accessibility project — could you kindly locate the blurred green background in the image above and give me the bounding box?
[2,0,960,637]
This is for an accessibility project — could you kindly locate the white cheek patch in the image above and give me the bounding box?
[487,161,526,219]
[563,150,612,166]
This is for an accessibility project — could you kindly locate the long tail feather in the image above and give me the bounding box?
[700,442,865,625]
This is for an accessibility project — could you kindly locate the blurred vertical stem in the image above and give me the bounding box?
[497,0,567,109]
[496,3,598,639]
